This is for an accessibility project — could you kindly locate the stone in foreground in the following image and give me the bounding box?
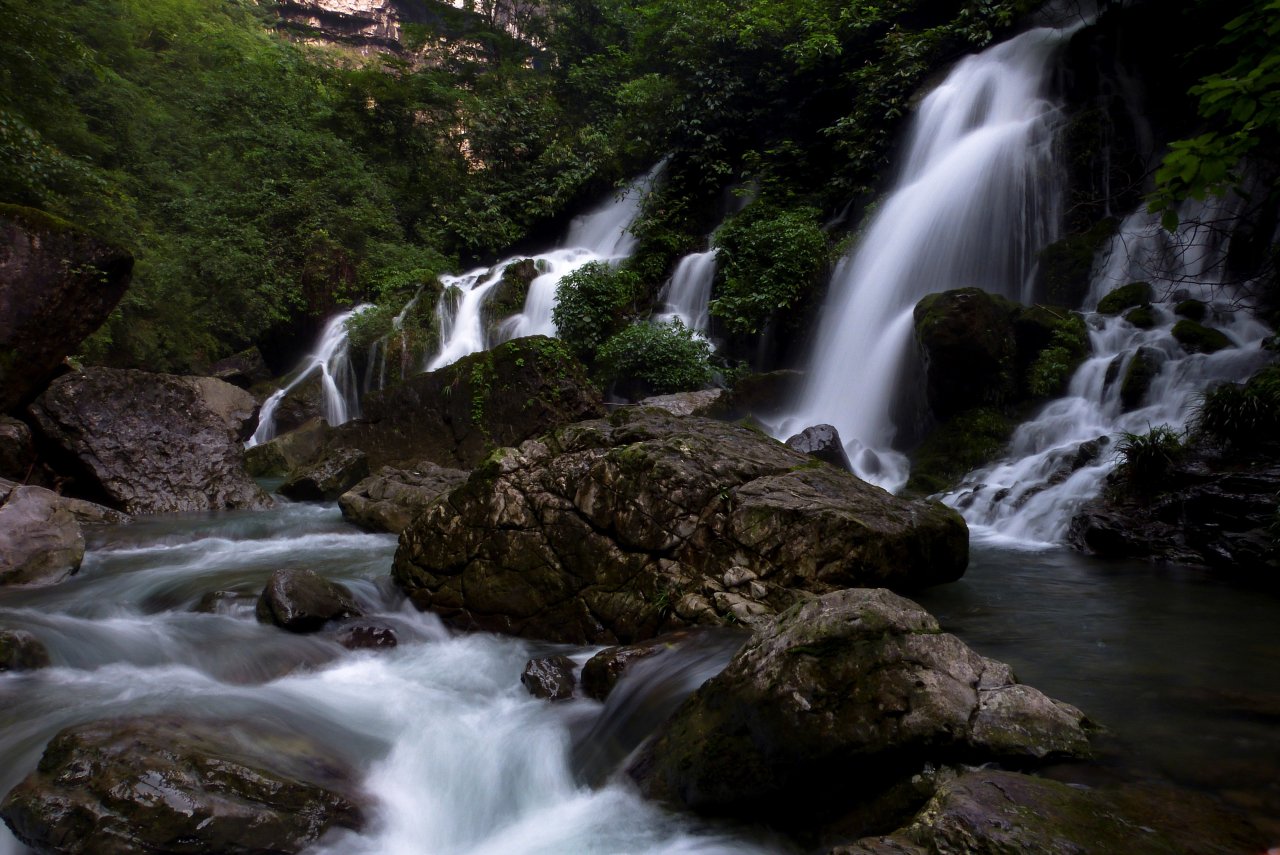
[0,629,51,671]
[394,408,967,644]
[628,589,1093,821]
[279,448,369,501]
[338,462,469,534]
[0,716,364,855]
[29,369,270,514]
[256,568,364,633]
[520,655,577,700]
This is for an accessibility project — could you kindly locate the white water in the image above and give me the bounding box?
[0,506,771,855]
[656,250,717,334]
[779,27,1070,492]
[950,199,1273,544]
[428,164,661,371]
[247,306,373,447]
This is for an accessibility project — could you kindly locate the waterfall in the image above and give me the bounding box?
[424,163,663,372]
[778,27,1070,492]
[656,249,717,334]
[246,305,372,448]
[949,198,1273,544]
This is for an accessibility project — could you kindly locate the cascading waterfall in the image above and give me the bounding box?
[778,27,1070,492]
[655,249,717,334]
[246,305,372,448]
[949,198,1274,544]
[428,163,662,371]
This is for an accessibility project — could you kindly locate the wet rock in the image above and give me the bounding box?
[1172,319,1232,354]
[914,288,1021,418]
[1034,218,1119,309]
[704,369,803,423]
[330,336,604,470]
[0,205,132,413]
[334,619,398,651]
[207,346,271,390]
[1120,346,1162,410]
[256,568,364,633]
[785,424,853,472]
[0,629,51,671]
[394,408,968,644]
[193,589,257,614]
[28,369,270,514]
[1096,280,1153,315]
[0,416,34,481]
[1124,304,1157,328]
[245,417,333,478]
[0,482,84,586]
[0,716,364,855]
[482,258,538,342]
[279,448,369,501]
[520,655,577,701]
[273,375,325,437]
[581,632,695,701]
[628,589,1093,821]
[638,390,725,417]
[835,770,1266,855]
[1175,298,1208,321]
[338,462,469,534]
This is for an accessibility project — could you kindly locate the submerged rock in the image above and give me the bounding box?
[0,205,132,413]
[256,568,364,633]
[628,589,1093,821]
[338,462,469,534]
[0,716,364,855]
[520,655,577,701]
[279,447,369,501]
[394,408,967,644]
[333,619,398,651]
[785,424,853,472]
[0,629,51,671]
[28,369,270,514]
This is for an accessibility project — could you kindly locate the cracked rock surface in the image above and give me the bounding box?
[393,408,968,644]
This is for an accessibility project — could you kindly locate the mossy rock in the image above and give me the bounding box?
[1124,305,1157,329]
[1171,320,1232,354]
[1120,346,1161,411]
[907,407,1015,495]
[1097,281,1153,315]
[1035,217,1118,308]
[1174,299,1207,321]
[482,258,538,341]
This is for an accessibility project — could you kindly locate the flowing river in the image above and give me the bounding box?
[2,501,1277,853]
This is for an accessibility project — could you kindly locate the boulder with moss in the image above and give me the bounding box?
[393,408,967,644]
[1096,281,1153,315]
[482,259,539,342]
[1172,319,1232,354]
[0,206,133,413]
[338,461,468,534]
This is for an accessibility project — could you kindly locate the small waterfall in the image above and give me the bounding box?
[246,305,372,448]
[950,198,1273,544]
[779,27,1070,492]
[656,250,717,334]
[423,164,662,371]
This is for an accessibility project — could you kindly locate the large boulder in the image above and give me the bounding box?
[245,417,333,478]
[0,415,35,480]
[330,336,605,470]
[338,461,469,534]
[206,346,271,390]
[834,769,1266,855]
[785,423,853,472]
[0,206,132,413]
[256,568,364,633]
[28,368,270,514]
[628,589,1093,822]
[279,448,369,501]
[393,408,968,644]
[0,479,119,586]
[0,629,51,671]
[0,716,364,855]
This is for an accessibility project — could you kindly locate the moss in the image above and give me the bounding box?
[1024,312,1089,398]
[1097,281,1153,315]
[0,203,80,236]
[1174,299,1207,321]
[1171,319,1232,354]
[907,407,1015,495]
[1123,305,1157,329]
[1120,347,1161,409]
[1035,217,1118,307]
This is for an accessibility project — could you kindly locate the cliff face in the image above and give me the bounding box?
[276,0,402,54]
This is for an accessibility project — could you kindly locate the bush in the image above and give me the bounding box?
[1114,424,1185,490]
[552,261,639,360]
[1191,367,1280,449]
[710,204,828,334]
[1026,315,1089,398]
[596,319,713,396]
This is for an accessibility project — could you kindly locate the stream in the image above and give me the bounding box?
[2,501,1277,852]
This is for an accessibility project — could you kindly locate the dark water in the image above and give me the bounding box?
[914,538,1280,840]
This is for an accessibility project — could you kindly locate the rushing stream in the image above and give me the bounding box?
[3,504,1277,852]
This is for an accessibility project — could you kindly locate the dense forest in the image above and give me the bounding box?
[5,0,1272,379]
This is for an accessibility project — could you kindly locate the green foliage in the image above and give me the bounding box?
[595,319,714,394]
[711,203,828,334]
[1115,425,1186,490]
[552,261,640,360]
[1191,366,1280,449]
[907,407,1013,495]
[1149,0,1280,228]
[1027,316,1089,398]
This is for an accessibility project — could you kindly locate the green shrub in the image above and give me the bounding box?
[1026,314,1090,398]
[553,261,639,361]
[1191,367,1280,449]
[1114,424,1185,490]
[596,319,713,396]
[710,204,828,334]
